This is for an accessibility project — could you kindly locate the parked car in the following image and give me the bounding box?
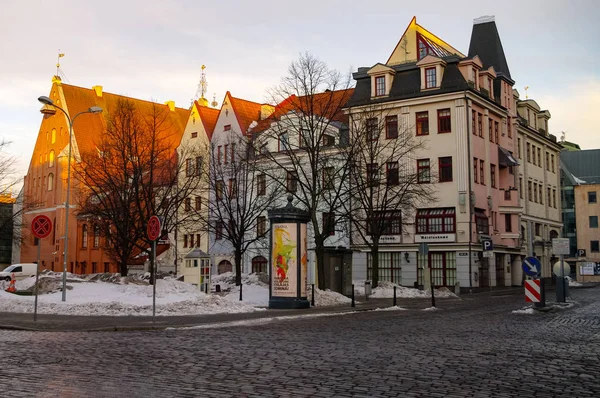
[0,263,38,281]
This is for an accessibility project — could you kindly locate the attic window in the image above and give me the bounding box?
[191,132,198,138]
[224,124,231,131]
[375,76,386,96]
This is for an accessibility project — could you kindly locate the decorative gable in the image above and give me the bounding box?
[367,64,396,98]
[387,17,464,66]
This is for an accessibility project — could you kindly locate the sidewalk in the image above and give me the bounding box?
[0,295,457,332]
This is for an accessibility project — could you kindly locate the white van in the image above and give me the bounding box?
[0,263,38,281]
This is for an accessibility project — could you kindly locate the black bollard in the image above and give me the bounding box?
[311,284,315,307]
[351,284,355,308]
[393,285,397,307]
[430,267,436,308]
[239,283,243,301]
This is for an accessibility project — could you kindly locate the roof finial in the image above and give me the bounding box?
[56,50,65,78]
[524,86,529,99]
[195,65,209,106]
[211,93,218,108]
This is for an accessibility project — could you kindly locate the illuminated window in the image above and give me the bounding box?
[51,129,56,144]
[48,150,55,167]
[416,112,429,136]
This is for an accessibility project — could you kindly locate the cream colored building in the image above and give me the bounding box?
[514,93,562,279]
[575,184,600,281]
[346,16,524,290]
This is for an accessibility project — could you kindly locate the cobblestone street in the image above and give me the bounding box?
[1,288,600,397]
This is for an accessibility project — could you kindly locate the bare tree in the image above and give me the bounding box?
[255,52,354,289]
[74,98,202,277]
[345,108,436,288]
[204,134,281,286]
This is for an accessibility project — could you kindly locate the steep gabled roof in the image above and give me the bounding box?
[387,16,464,65]
[468,16,512,81]
[227,93,267,134]
[195,101,219,140]
[60,83,189,156]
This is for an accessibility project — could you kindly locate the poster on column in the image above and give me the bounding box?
[272,223,297,297]
[300,223,308,297]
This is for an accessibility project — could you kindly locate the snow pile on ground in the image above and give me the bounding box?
[0,271,358,316]
[512,307,535,314]
[0,272,262,316]
[423,306,439,311]
[217,272,352,307]
[566,276,583,287]
[353,280,457,299]
[374,306,406,312]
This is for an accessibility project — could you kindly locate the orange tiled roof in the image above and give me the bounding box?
[60,84,190,156]
[227,93,268,135]
[195,101,219,141]
[251,89,354,133]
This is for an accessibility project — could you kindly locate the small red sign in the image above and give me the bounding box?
[32,215,52,239]
[147,215,161,241]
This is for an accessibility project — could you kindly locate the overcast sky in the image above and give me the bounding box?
[1,0,598,188]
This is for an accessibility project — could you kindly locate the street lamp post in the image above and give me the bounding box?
[38,95,102,302]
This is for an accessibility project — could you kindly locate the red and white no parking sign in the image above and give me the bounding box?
[147,215,161,241]
[32,215,52,239]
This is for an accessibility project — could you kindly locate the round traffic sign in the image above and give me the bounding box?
[553,261,568,277]
[522,256,541,277]
[147,215,161,241]
[32,215,52,239]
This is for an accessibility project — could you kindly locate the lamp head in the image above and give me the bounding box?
[38,96,54,106]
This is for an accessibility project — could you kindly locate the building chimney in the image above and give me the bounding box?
[92,85,103,97]
[165,100,175,112]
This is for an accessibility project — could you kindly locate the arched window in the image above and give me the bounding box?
[49,150,55,167]
[549,230,559,240]
[47,173,54,191]
[251,256,268,274]
[217,260,233,274]
[51,128,56,144]
[82,225,88,248]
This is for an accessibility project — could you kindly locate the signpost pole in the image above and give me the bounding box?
[34,243,41,321]
[152,239,157,322]
[31,215,52,321]
[559,254,566,303]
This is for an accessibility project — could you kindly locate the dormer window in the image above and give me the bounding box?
[425,68,436,89]
[367,64,395,98]
[416,56,445,91]
[375,76,386,96]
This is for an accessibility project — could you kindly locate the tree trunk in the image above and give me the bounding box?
[119,261,128,277]
[234,249,242,286]
[315,244,326,290]
[371,244,380,288]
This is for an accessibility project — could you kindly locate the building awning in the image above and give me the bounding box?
[498,146,519,167]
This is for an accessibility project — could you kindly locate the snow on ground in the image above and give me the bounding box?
[374,306,406,312]
[217,272,353,307]
[512,308,535,314]
[423,306,439,311]
[353,280,458,299]
[0,271,356,316]
[566,276,583,287]
[0,271,262,316]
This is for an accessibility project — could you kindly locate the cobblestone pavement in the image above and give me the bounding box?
[1,288,599,397]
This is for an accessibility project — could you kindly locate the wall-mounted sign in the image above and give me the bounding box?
[366,235,402,244]
[415,234,456,243]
